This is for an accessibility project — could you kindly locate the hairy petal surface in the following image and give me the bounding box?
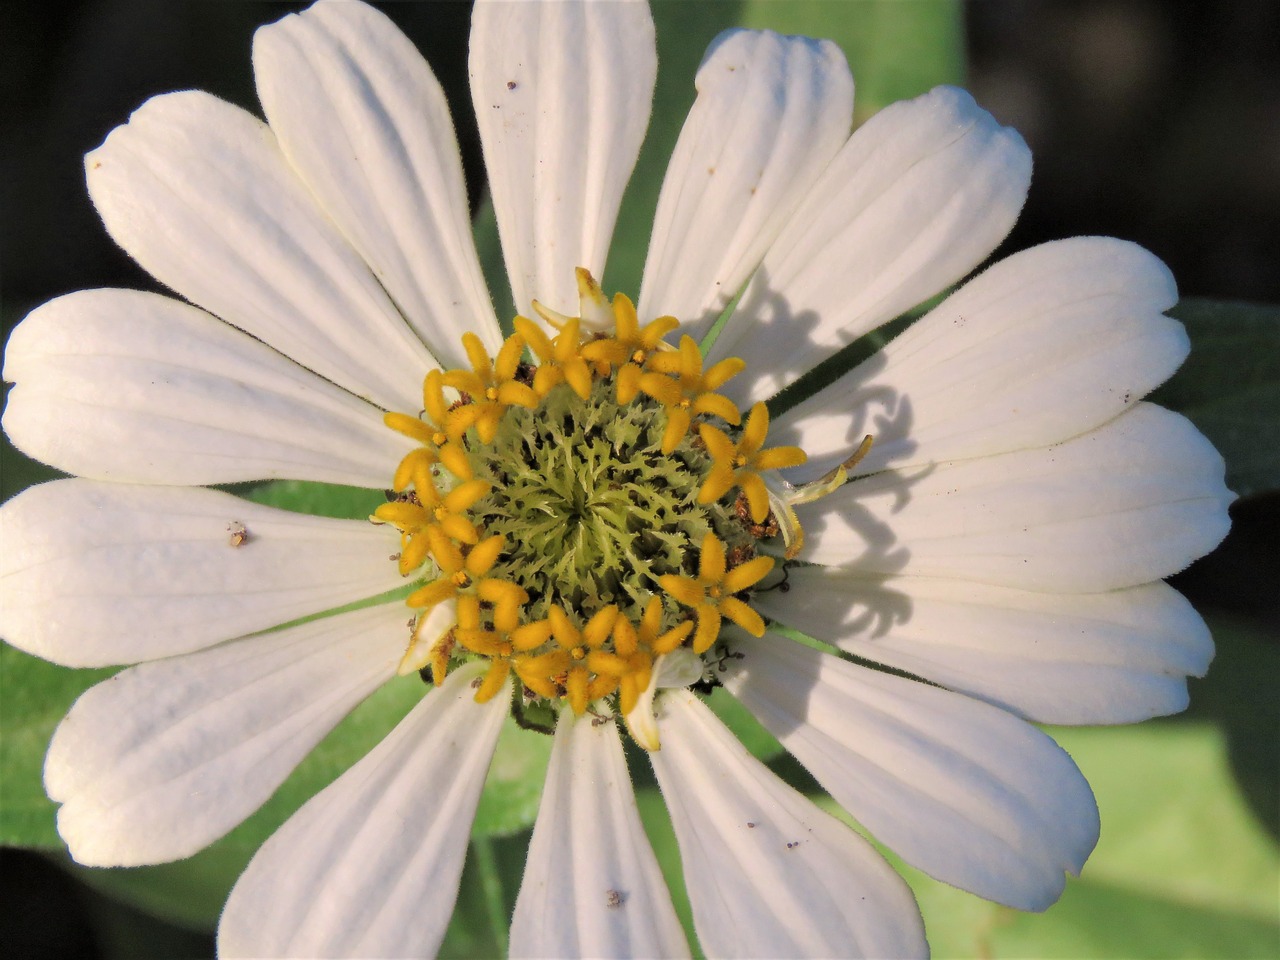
[470,0,656,319]
[0,479,401,667]
[254,0,501,368]
[86,90,433,412]
[3,289,412,487]
[756,570,1213,724]
[722,632,1100,911]
[774,238,1187,477]
[46,603,409,867]
[219,663,507,959]
[648,690,927,959]
[639,28,853,339]
[798,403,1233,591]
[715,86,1031,405]
[511,711,689,960]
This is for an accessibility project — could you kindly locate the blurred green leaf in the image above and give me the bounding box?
[439,832,529,959]
[882,720,1280,959]
[635,785,702,957]
[233,479,383,520]
[472,718,554,839]
[0,646,110,848]
[1185,612,1280,842]
[740,0,965,121]
[1151,298,1280,498]
[706,684,784,761]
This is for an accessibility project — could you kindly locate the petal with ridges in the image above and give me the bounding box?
[720,632,1100,911]
[638,29,853,339]
[0,479,401,667]
[755,569,1213,725]
[46,602,409,867]
[648,690,927,959]
[797,403,1233,592]
[773,238,1187,477]
[470,0,656,318]
[86,90,433,412]
[713,86,1031,406]
[3,289,413,487]
[254,1,500,369]
[218,663,507,960]
[511,711,689,960]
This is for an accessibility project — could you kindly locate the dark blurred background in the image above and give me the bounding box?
[2,1,1277,957]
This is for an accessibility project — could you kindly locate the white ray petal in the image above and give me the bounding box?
[638,28,853,339]
[648,690,926,959]
[0,479,401,667]
[46,602,410,867]
[720,632,1100,912]
[3,289,413,487]
[774,238,1187,477]
[86,90,434,412]
[713,86,1031,406]
[254,0,500,369]
[756,569,1213,724]
[798,403,1233,592]
[219,662,507,960]
[470,0,656,319]
[511,710,688,960]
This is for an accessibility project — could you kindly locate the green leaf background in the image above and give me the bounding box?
[2,1,1278,957]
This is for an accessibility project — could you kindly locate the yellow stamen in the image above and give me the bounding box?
[658,533,773,653]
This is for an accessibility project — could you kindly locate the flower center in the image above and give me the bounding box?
[374,269,854,747]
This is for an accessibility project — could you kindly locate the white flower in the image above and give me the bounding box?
[0,1,1233,958]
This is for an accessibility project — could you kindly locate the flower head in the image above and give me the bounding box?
[0,1,1232,957]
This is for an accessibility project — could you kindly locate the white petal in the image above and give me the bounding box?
[638,29,853,339]
[470,0,656,318]
[756,569,1213,724]
[3,289,413,487]
[218,662,507,960]
[774,238,1187,477]
[46,602,409,867]
[713,86,1031,406]
[720,633,1100,912]
[798,403,1233,592]
[86,90,434,412]
[0,479,401,667]
[254,1,501,369]
[511,710,688,960]
[648,690,926,959]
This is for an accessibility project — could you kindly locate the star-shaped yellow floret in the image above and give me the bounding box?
[698,402,808,523]
[513,605,620,715]
[513,315,594,400]
[658,533,773,653]
[443,332,539,444]
[639,335,745,453]
[581,293,679,394]
[406,532,526,614]
[373,473,490,576]
[605,598,695,715]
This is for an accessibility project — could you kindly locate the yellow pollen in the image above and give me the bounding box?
[452,571,470,588]
[571,646,586,660]
[486,386,500,401]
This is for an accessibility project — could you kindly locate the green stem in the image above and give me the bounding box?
[473,834,509,956]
